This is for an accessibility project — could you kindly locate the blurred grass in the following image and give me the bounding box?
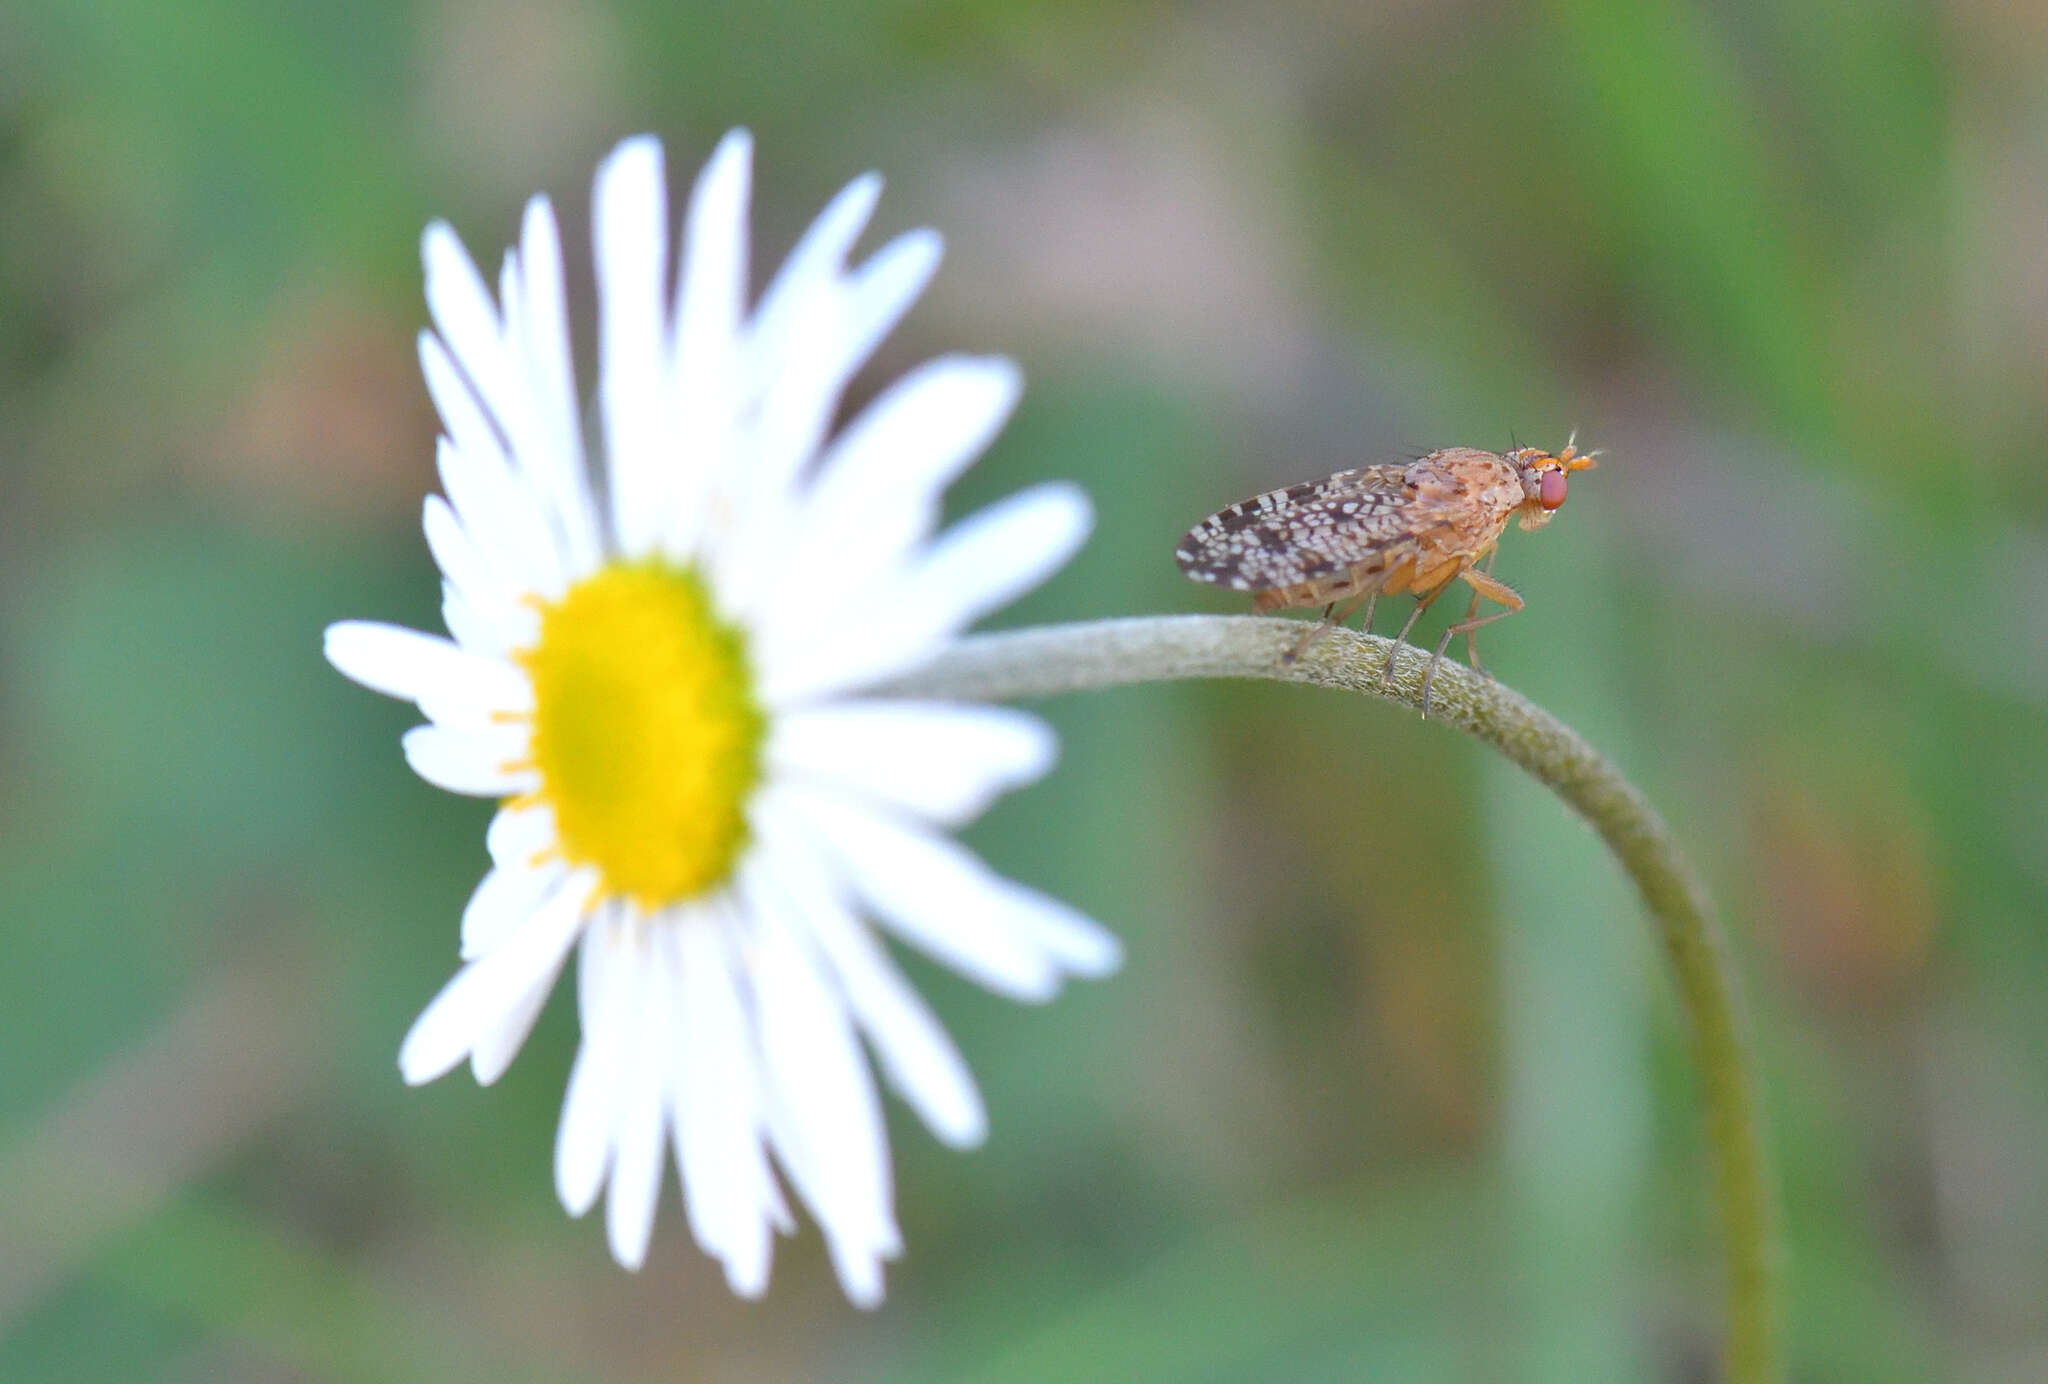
[3,0,2046,1380]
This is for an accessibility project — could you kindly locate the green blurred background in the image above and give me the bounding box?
[3,1,2045,1379]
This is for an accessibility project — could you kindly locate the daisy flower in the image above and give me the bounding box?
[323,131,1118,1306]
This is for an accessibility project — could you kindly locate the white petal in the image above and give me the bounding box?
[749,891,898,1289]
[846,948,987,1149]
[421,221,513,436]
[709,282,856,615]
[490,242,572,573]
[747,228,937,514]
[754,1083,890,1311]
[418,336,566,602]
[768,700,1056,826]
[764,354,1021,621]
[745,278,853,523]
[422,496,501,618]
[788,789,1056,1000]
[721,216,938,623]
[716,237,945,626]
[470,968,552,1085]
[440,582,506,656]
[429,421,566,601]
[783,788,1114,1002]
[825,1238,887,1312]
[772,481,1092,703]
[434,428,567,602]
[904,480,1093,632]
[485,802,557,870]
[605,926,669,1270]
[670,917,781,1296]
[460,858,567,960]
[995,880,1122,979]
[421,497,536,649]
[744,169,881,400]
[398,876,589,1085]
[324,621,530,724]
[594,135,672,558]
[837,228,942,388]
[813,353,1021,508]
[416,327,503,467]
[400,723,536,796]
[498,250,523,351]
[513,194,603,575]
[758,821,986,1147]
[659,129,753,562]
[556,917,629,1216]
[555,1047,614,1216]
[673,130,752,366]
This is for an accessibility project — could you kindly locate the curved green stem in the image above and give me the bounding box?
[884,613,1784,1384]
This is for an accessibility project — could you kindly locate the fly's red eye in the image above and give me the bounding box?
[1538,469,1568,510]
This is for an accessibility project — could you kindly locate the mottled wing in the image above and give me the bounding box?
[1175,465,1442,592]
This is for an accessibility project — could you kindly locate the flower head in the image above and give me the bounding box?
[324,131,1118,1305]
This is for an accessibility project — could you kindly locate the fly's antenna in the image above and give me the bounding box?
[1560,429,1601,470]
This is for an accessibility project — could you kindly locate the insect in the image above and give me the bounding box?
[1174,439,1599,714]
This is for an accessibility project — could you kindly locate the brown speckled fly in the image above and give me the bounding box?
[1174,439,1599,713]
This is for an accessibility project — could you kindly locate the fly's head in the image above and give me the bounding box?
[1510,436,1600,531]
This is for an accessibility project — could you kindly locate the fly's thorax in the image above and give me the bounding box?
[1413,446,1510,488]
[1426,448,1529,536]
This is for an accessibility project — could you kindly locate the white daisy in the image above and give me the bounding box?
[323,131,1118,1306]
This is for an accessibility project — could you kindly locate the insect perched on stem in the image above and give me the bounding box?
[1174,439,1599,715]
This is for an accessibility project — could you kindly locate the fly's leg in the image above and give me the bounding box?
[1282,591,1374,665]
[1384,583,1448,683]
[1420,565,1525,717]
[1461,551,1501,679]
[1422,610,1517,716]
[1282,603,1340,665]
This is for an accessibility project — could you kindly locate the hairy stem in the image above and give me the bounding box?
[882,613,1783,1384]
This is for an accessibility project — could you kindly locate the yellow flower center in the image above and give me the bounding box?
[515,561,765,912]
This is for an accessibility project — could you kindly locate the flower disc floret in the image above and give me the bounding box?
[518,561,764,910]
